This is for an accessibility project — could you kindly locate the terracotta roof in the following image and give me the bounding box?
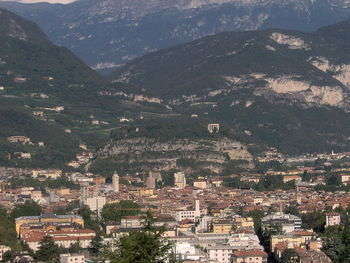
[274,241,288,251]
[325,212,340,216]
[291,230,316,236]
[179,219,194,225]
[232,249,268,257]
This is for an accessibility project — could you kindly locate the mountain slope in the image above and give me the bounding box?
[0,8,108,169]
[0,8,95,168]
[0,8,104,102]
[1,0,350,69]
[0,8,48,43]
[0,100,80,169]
[317,19,350,43]
[111,28,350,107]
[106,22,350,156]
[0,8,180,169]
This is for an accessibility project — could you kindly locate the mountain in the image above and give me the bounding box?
[0,7,103,100]
[3,4,350,176]
[0,7,182,171]
[0,7,98,168]
[106,21,350,158]
[0,7,47,42]
[111,27,350,106]
[0,8,115,169]
[317,19,350,43]
[1,0,350,70]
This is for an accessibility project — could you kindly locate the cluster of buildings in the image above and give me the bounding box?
[15,214,95,251]
[7,136,44,148]
[5,136,47,160]
[257,147,350,165]
[67,145,94,168]
[6,135,94,168]
[1,159,350,263]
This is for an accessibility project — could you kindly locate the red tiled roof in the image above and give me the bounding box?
[232,250,267,257]
[21,229,95,242]
[325,212,340,216]
[179,219,194,225]
[291,230,316,236]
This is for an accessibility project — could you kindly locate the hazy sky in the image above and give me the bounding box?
[0,0,77,3]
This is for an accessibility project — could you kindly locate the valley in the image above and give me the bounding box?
[1,4,350,263]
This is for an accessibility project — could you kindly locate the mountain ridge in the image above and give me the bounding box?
[2,7,350,173]
[0,8,102,169]
[1,0,350,69]
[100,20,350,157]
[109,26,350,108]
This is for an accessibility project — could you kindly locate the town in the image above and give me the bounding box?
[1,147,350,263]
[3,1,350,262]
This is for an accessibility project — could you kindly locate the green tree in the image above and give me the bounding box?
[284,204,300,216]
[68,242,82,254]
[11,201,42,219]
[0,207,19,249]
[324,242,344,262]
[102,212,175,263]
[246,210,264,234]
[336,224,350,262]
[223,176,242,188]
[89,234,103,256]
[322,228,345,263]
[160,170,175,187]
[301,171,312,182]
[77,206,100,232]
[102,200,140,223]
[280,249,299,263]
[326,173,340,186]
[35,236,61,262]
[2,250,14,262]
[301,212,325,232]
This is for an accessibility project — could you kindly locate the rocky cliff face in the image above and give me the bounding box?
[95,137,254,174]
[311,57,350,88]
[110,28,350,110]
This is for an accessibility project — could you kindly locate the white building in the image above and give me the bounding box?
[120,216,143,229]
[228,232,264,251]
[14,152,31,159]
[59,254,85,263]
[208,123,220,133]
[196,215,214,232]
[207,245,235,263]
[175,200,203,222]
[173,241,207,261]
[112,173,120,192]
[146,174,156,189]
[326,212,341,227]
[174,172,186,189]
[31,169,62,179]
[82,196,106,215]
[23,230,95,251]
[261,212,302,233]
[0,245,11,261]
[339,175,350,185]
